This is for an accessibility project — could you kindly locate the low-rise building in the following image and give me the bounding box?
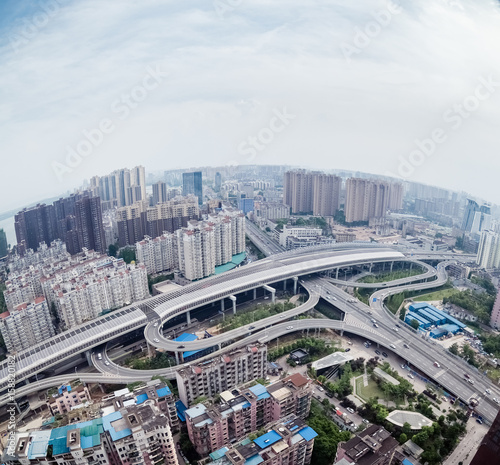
[47,383,91,415]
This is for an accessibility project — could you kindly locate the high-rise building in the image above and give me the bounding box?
[471,211,492,237]
[312,173,341,216]
[183,171,203,205]
[90,165,146,209]
[476,230,500,269]
[254,202,290,221]
[136,233,178,275]
[344,178,390,223]
[152,181,168,205]
[388,182,404,211]
[462,199,491,232]
[284,170,315,214]
[117,196,199,247]
[75,195,106,254]
[0,296,55,353]
[215,171,222,192]
[176,344,268,407]
[15,204,57,252]
[0,229,7,258]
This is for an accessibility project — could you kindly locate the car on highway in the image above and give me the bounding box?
[154,338,159,343]
[332,297,337,301]
[97,353,102,360]
[485,389,491,395]
[280,315,285,318]
[249,326,255,330]
[346,407,355,414]
[464,373,470,379]
[467,378,474,384]
[153,322,158,327]
[434,361,440,368]
[390,344,396,349]
[393,327,399,332]
[381,352,388,358]
[104,361,110,366]
[403,343,409,349]
[493,398,500,404]
[373,323,379,328]
[177,345,185,349]
[375,350,381,355]
[286,325,294,330]
[395,324,401,328]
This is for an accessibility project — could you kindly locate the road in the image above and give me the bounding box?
[245,220,284,256]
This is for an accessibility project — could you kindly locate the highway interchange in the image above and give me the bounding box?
[1,237,496,423]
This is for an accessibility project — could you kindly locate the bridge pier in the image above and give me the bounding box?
[410,262,413,271]
[221,299,225,312]
[85,350,93,367]
[283,279,287,291]
[229,295,237,314]
[293,277,298,295]
[253,288,257,300]
[186,310,191,325]
[390,261,394,272]
[336,268,339,279]
[382,262,386,271]
[369,263,373,273]
[263,285,276,303]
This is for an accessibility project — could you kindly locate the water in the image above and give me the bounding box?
[0,216,15,246]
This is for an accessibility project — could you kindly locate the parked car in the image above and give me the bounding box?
[408,374,414,379]
[346,407,355,414]
[375,350,381,355]
[382,352,388,358]
[345,348,351,352]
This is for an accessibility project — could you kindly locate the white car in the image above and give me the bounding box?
[346,407,355,414]
[390,344,396,349]
[408,374,414,379]
[154,338,159,343]
[493,398,500,404]
[393,327,399,332]
[104,361,110,366]
[153,322,158,327]
[485,389,491,395]
[286,326,294,330]
[280,315,285,318]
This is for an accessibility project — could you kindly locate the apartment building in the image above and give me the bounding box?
[254,202,290,221]
[476,229,500,269]
[0,296,55,353]
[284,170,341,216]
[90,165,146,209]
[3,402,179,465]
[47,384,91,415]
[136,233,178,275]
[176,344,268,407]
[116,196,199,247]
[185,374,313,456]
[276,225,322,249]
[490,288,500,330]
[344,178,390,223]
[214,415,317,465]
[175,209,245,281]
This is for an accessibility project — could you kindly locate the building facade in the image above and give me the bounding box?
[476,230,500,269]
[183,171,203,205]
[344,178,390,223]
[0,296,55,353]
[176,344,268,407]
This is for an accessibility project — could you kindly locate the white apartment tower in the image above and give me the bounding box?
[345,178,390,223]
[476,230,500,269]
[0,296,55,353]
[136,233,178,274]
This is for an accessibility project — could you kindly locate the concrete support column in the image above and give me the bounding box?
[85,350,93,367]
[229,295,237,315]
[369,263,373,273]
[410,262,413,270]
[221,299,225,312]
[340,329,343,337]
[293,277,299,295]
[175,352,180,365]
[186,310,191,325]
[336,268,339,279]
[263,285,276,303]
[253,288,257,300]
[390,261,394,273]
[382,262,386,271]
[283,279,287,291]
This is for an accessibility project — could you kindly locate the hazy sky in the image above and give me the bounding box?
[1,0,500,212]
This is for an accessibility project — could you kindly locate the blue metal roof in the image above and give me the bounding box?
[102,411,132,441]
[402,459,415,465]
[136,393,148,404]
[173,333,198,342]
[183,348,202,358]
[298,426,318,441]
[249,384,267,396]
[254,430,282,449]
[245,455,265,465]
[176,400,187,422]
[210,447,229,460]
[156,386,171,398]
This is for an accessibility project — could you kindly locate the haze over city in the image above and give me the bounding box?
[2,0,500,210]
[3,2,500,465]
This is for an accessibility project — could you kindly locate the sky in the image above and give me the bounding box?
[1,0,500,212]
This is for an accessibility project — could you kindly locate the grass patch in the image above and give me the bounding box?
[358,269,423,284]
[413,288,461,302]
[355,377,385,401]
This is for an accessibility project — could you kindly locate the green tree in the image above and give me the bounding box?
[119,247,136,264]
[449,343,459,355]
[410,319,420,330]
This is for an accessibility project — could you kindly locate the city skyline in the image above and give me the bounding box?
[2,0,500,210]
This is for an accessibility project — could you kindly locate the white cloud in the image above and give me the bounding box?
[1,0,500,210]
